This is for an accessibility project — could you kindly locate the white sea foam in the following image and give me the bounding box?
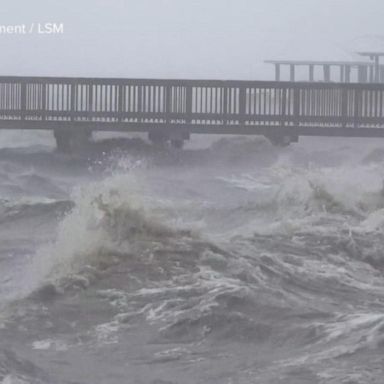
[32,339,68,351]
[1,375,29,384]
[26,171,157,290]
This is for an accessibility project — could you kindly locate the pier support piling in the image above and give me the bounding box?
[54,129,92,153]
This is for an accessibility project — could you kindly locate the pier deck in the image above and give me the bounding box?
[1,76,384,147]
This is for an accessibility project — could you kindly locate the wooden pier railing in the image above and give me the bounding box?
[1,76,384,146]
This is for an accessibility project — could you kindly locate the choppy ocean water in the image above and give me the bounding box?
[0,131,383,384]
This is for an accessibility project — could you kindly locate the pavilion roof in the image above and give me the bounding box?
[265,60,376,67]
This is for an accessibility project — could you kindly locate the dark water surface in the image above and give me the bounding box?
[0,132,383,384]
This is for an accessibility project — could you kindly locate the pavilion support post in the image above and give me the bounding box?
[345,65,351,83]
[369,66,374,83]
[290,65,295,82]
[309,65,314,82]
[275,64,281,81]
[323,65,331,82]
[358,66,364,83]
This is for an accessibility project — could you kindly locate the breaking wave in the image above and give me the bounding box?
[1,137,384,383]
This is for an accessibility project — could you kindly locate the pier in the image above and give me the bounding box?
[1,75,384,150]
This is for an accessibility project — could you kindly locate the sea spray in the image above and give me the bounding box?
[26,172,157,291]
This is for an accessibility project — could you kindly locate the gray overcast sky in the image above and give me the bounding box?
[0,0,383,79]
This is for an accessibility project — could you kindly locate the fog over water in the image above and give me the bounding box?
[1,0,384,78]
